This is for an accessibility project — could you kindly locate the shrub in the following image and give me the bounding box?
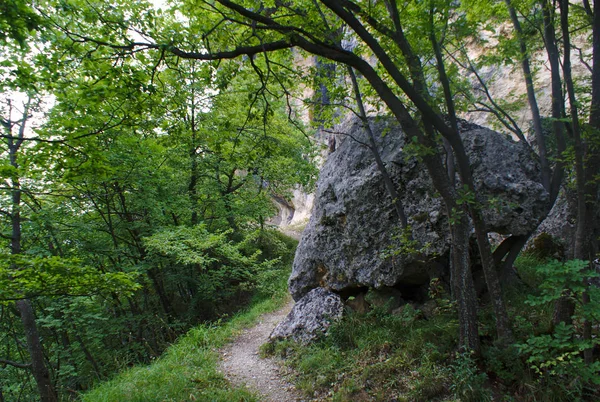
[448,351,492,402]
[515,259,600,398]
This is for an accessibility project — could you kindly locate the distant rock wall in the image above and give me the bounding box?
[270,188,315,229]
[289,117,550,301]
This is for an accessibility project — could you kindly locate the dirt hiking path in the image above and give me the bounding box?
[219,300,304,402]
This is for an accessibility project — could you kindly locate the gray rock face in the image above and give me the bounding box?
[270,287,343,344]
[460,121,549,235]
[531,191,575,256]
[289,117,550,300]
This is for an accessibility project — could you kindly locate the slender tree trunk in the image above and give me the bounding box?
[585,3,600,260]
[73,329,102,379]
[426,6,513,343]
[370,81,482,352]
[498,234,530,281]
[559,3,585,252]
[189,89,200,226]
[113,184,174,316]
[6,107,58,402]
[505,0,550,191]
[451,216,481,353]
[421,141,480,352]
[15,300,56,402]
[147,268,173,316]
[428,5,456,184]
[471,217,514,343]
[539,0,573,327]
[558,0,594,363]
[347,66,408,227]
[189,152,199,226]
[413,121,481,352]
[591,0,600,128]
[586,2,600,246]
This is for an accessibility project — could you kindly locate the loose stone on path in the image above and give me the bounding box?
[219,300,304,402]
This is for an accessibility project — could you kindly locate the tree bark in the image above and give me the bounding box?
[15,300,57,402]
[73,328,102,379]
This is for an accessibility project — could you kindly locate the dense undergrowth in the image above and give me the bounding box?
[264,251,600,402]
[81,284,289,402]
[79,230,296,401]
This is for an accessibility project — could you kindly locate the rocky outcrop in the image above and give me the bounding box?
[270,287,343,344]
[269,188,315,229]
[289,117,550,300]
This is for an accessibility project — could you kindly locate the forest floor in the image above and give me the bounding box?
[219,299,304,402]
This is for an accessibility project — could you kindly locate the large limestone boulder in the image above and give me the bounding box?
[270,287,343,344]
[289,117,550,300]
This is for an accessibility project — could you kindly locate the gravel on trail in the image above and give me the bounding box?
[219,300,305,402]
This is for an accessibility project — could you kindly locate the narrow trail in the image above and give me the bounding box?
[219,300,304,402]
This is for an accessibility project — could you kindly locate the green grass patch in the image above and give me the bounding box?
[82,267,291,402]
[266,304,460,401]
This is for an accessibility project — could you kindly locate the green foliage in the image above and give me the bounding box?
[1,0,597,400]
[448,351,492,402]
[239,229,298,263]
[518,322,600,382]
[381,225,433,259]
[0,3,315,397]
[512,259,600,397]
[0,254,139,301]
[403,136,437,162]
[144,226,244,267]
[482,344,524,384]
[525,259,594,306]
[0,0,41,47]
[265,255,600,401]
[514,252,550,288]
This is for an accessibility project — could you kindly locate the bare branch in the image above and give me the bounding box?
[0,358,32,369]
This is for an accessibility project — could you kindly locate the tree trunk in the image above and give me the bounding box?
[189,151,199,226]
[505,0,550,191]
[73,328,102,379]
[428,9,513,342]
[451,216,481,353]
[428,7,456,184]
[558,0,594,363]
[6,109,57,402]
[15,300,57,402]
[499,234,530,282]
[540,0,572,328]
[416,128,481,353]
[147,267,173,316]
